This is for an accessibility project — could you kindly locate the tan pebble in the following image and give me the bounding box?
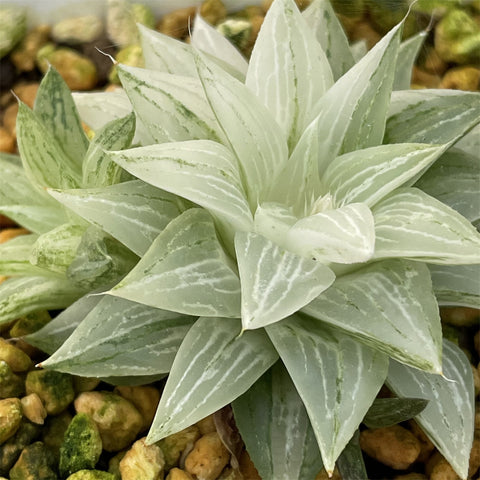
[200,0,227,25]
[238,449,261,479]
[11,25,51,72]
[114,385,160,432]
[393,474,427,480]
[108,450,126,478]
[20,393,47,425]
[350,21,382,49]
[360,425,421,470]
[315,466,342,479]
[475,401,480,429]
[411,66,441,89]
[473,364,480,397]
[166,468,194,480]
[73,376,101,394]
[475,331,480,356]
[3,103,18,137]
[408,420,435,463]
[10,311,51,338]
[0,127,15,153]
[11,83,39,108]
[40,410,72,458]
[422,47,448,76]
[0,215,16,228]
[119,437,164,480]
[0,398,23,444]
[157,425,201,469]
[184,432,230,480]
[0,276,6,285]
[74,391,143,452]
[0,338,32,372]
[156,7,197,39]
[196,414,216,435]
[426,452,461,480]
[440,66,480,91]
[469,436,480,477]
[441,307,480,326]
[0,228,29,244]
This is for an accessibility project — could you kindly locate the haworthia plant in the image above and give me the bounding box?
[5,0,479,478]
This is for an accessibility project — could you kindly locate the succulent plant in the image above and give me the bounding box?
[2,0,479,478]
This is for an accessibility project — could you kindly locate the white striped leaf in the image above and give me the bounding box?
[429,264,480,308]
[0,276,82,325]
[302,259,443,373]
[29,223,85,275]
[373,188,480,264]
[110,209,241,317]
[313,22,402,174]
[286,203,375,263]
[253,203,298,249]
[41,296,195,377]
[25,294,103,355]
[303,0,354,81]
[118,65,224,144]
[146,316,278,442]
[324,143,446,208]
[232,362,323,480]
[109,140,253,239]
[246,0,333,148]
[16,102,82,189]
[415,148,480,225]
[387,340,475,480]
[192,15,248,78]
[34,67,89,167]
[456,123,480,158]
[266,315,388,475]
[363,398,429,429]
[49,180,183,257]
[195,53,288,209]
[234,231,335,330]
[385,91,480,145]
[82,112,136,187]
[394,31,426,90]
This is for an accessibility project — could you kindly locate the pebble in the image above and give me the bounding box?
[41,411,72,461]
[200,0,228,25]
[359,425,421,470]
[469,435,480,477]
[166,468,194,480]
[238,450,261,480]
[0,127,14,153]
[9,311,51,338]
[8,441,56,480]
[393,474,428,480]
[157,424,201,470]
[66,470,115,480]
[426,452,461,480]
[196,414,216,435]
[52,15,103,45]
[440,66,480,91]
[156,6,197,39]
[119,437,165,480]
[11,25,51,72]
[408,420,435,463]
[0,361,24,398]
[0,228,29,244]
[0,6,27,58]
[109,44,144,84]
[3,103,18,137]
[0,338,32,372]
[0,398,22,444]
[12,83,38,109]
[315,466,342,479]
[440,306,480,326]
[20,393,47,425]
[73,376,101,394]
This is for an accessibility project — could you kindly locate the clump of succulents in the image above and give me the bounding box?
[2,0,479,477]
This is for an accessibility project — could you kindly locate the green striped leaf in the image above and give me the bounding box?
[48,180,184,257]
[146,316,278,442]
[394,31,426,90]
[303,0,354,81]
[0,276,82,325]
[34,67,89,167]
[324,143,446,208]
[118,65,224,144]
[82,112,136,187]
[195,52,288,209]
[232,363,323,480]
[456,123,479,158]
[266,315,388,475]
[246,0,333,148]
[109,140,253,240]
[429,264,480,308]
[363,398,429,429]
[373,188,480,264]
[336,431,367,480]
[110,209,241,318]
[41,296,195,377]
[387,340,475,480]
[234,231,335,330]
[302,259,442,372]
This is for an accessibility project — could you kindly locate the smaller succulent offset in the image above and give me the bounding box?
[9,0,480,478]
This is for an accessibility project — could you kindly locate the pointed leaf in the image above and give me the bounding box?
[363,398,429,429]
[394,31,426,90]
[246,0,333,148]
[110,209,241,317]
[232,363,323,480]
[456,123,480,158]
[336,431,368,480]
[234,231,335,330]
[34,67,89,166]
[146,316,278,442]
[286,203,375,263]
[49,180,183,257]
[373,188,480,264]
[41,296,195,377]
[387,340,475,480]
[253,202,298,248]
[302,259,443,373]
[266,315,388,474]
[324,143,446,208]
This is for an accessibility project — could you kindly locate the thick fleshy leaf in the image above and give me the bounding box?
[324,143,446,208]
[385,90,480,146]
[232,362,323,480]
[387,340,475,479]
[303,0,354,81]
[146,316,278,442]
[49,180,184,257]
[24,294,103,355]
[109,140,253,238]
[118,65,224,144]
[415,148,480,225]
[394,31,426,90]
[33,67,89,167]
[41,296,195,377]
[286,203,375,263]
[195,52,288,208]
[234,231,335,330]
[82,112,136,187]
[313,22,403,174]
[16,102,82,189]
[363,398,429,429]
[110,209,241,317]
[373,188,480,264]
[246,0,333,148]
[266,315,388,474]
[0,276,82,325]
[456,123,480,158]
[302,259,443,373]
[429,264,480,308]
[336,431,368,480]
[253,202,298,248]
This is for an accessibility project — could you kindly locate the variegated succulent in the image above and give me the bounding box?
[2,0,479,477]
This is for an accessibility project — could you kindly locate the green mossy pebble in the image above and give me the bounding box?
[0,6,27,58]
[0,338,32,372]
[10,311,51,338]
[0,360,24,398]
[41,411,73,461]
[66,470,115,480]
[9,441,56,480]
[0,398,22,444]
